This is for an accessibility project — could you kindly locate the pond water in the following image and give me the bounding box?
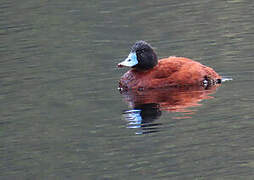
[1,0,254,179]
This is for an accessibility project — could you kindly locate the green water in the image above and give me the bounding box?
[1,0,254,179]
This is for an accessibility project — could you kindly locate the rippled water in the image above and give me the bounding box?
[1,0,254,179]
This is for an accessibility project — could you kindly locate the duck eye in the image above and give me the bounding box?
[128,59,131,62]
[139,49,145,56]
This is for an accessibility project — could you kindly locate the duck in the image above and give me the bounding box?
[118,40,221,90]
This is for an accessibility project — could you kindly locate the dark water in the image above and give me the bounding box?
[1,0,254,179]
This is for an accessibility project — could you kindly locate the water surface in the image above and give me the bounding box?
[1,0,254,179]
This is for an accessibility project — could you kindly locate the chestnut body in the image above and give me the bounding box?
[118,41,221,90]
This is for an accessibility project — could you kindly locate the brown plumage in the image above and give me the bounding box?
[118,41,221,90]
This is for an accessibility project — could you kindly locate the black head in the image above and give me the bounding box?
[118,41,158,70]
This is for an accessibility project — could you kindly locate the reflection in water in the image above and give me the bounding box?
[120,85,220,135]
[123,103,162,135]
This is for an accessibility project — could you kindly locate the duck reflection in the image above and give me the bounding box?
[120,85,220,135]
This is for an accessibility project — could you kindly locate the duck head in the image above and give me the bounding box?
[118,41,158,70]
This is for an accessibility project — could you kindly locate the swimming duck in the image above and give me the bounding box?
[118,41,221,90]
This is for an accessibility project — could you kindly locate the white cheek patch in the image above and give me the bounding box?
[119,52,138,67]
